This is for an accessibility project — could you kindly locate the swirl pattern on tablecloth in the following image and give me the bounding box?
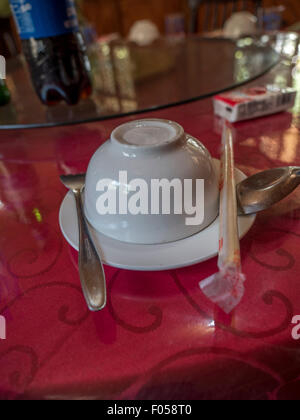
[0,281,90,326]
[107,270,163,334]
[119,347,283,400]
[0,346,39,398]
[6,224,63,279]
[172,272,294,339]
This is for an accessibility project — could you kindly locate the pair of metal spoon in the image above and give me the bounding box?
[61,166,300,312]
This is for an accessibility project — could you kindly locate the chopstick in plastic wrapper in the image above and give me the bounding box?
[200,124,246,314]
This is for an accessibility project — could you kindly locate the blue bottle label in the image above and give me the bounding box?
[10,0,79,39]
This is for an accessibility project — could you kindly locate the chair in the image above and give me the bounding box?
[188,0,263,34]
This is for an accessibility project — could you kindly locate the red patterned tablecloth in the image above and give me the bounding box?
[0,61,300,400]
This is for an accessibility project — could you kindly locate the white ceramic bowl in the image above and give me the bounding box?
[128,20,160,46]
[224,12,258,38]
[84,119,219,244]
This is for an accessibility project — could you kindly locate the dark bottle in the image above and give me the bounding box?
[0,79,11,106]
[10,0,92,106]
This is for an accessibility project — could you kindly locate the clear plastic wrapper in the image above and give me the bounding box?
[200,124,246,314]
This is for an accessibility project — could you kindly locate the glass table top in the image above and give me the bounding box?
[0,35,280,130]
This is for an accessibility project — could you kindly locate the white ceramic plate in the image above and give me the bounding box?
[59,160,256,271]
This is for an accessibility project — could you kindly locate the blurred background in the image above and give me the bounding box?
[77,0,299,36]
[1,0,299,59]
[0,0,299,127]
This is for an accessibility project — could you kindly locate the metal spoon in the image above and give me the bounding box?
[237,167,300,216]
[60,174,106,312]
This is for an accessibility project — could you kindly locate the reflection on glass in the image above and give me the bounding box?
[292,58,300,117]
[259,135,281,160]
[91,38,138,114]
[273,32,299,58]
[1,37,279,129]
[113,44,136,101]
[33,207,43,223]
[121,99,138,113]
[280,127,299,163]
[97,42,118,96]
[100,96,120,113]
[259,127,299,164]
[234,37,269,83]
[235,49,250,82]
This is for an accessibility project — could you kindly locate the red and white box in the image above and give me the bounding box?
[213,85,297,123]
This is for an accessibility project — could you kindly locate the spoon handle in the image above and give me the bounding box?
[74,190,106,312]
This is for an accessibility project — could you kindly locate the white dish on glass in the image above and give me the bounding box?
[59,160,256,271]
[128,20,160,46]
[84,119,219,245]
[224,12,258,38]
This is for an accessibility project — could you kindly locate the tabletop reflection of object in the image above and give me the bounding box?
[0,36,280,130]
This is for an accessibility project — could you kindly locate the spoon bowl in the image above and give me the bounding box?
[237,166,300,215]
